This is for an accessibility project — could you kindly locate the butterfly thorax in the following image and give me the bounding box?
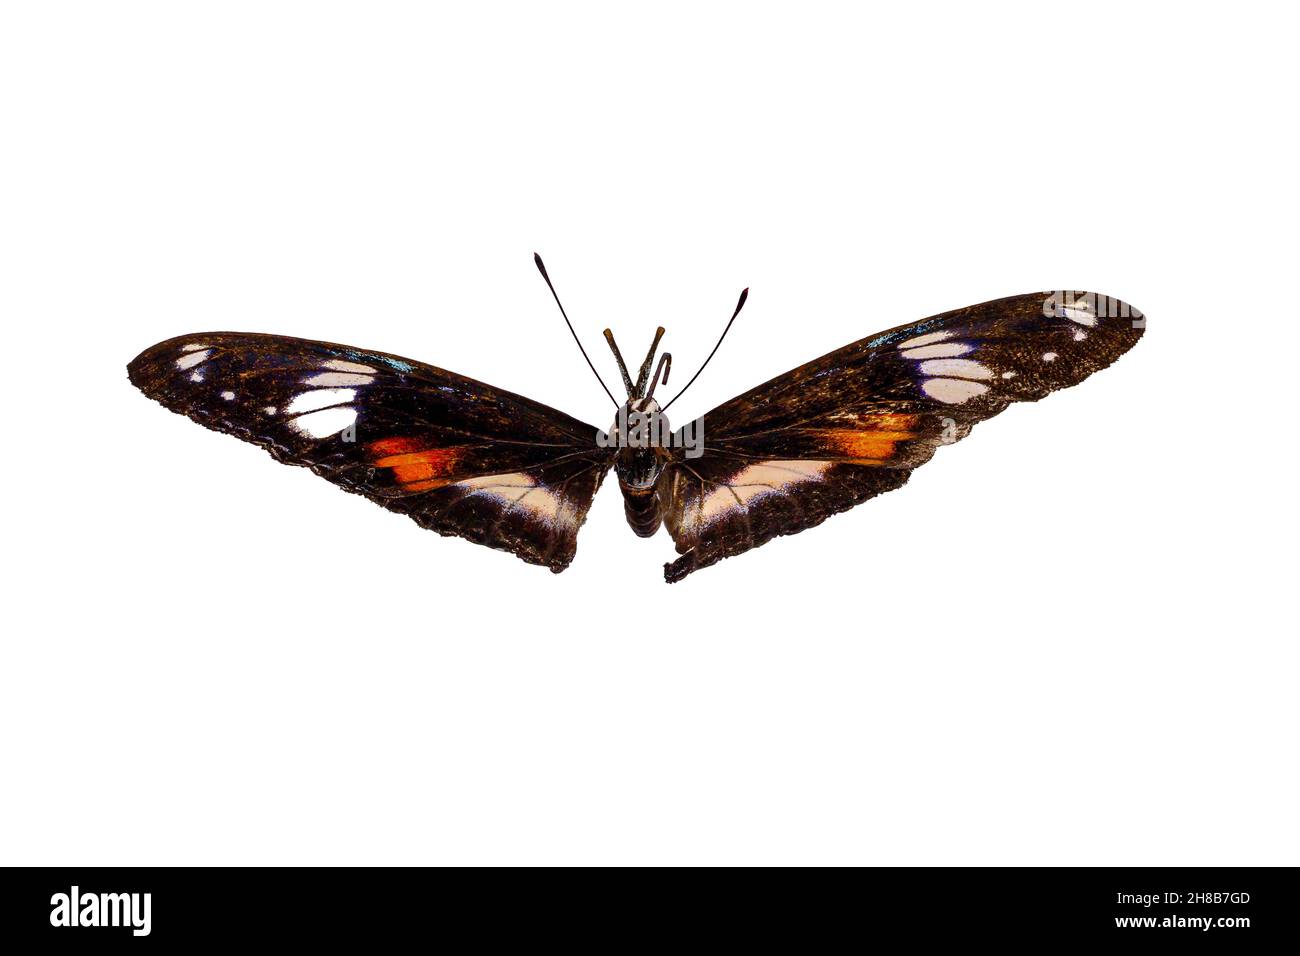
[609,397,671,537]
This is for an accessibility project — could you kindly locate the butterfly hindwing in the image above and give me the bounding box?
[659,459,912,582]
[128,332,613,572]
[659,291,1143,581]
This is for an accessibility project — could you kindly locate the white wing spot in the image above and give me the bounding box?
[922,378,989,404]
[900,341,973,359]
[457,473,535,492]
[189,370,204,382]
[220,390,235,401]
[286,388,356,415]
[453,473,573,529]
[918,358,993,380]
[175,349,212,370]
[323,359,377,374]
[1042,352,1058,362]
[1073,330,1087,341]
[302,371,375,387]
[896,330,952,350]
[292,407,357,438]
[1002,371,1016,379]
[1062,306,1098,327]
[264,406,277,415]
[699,461,830,525]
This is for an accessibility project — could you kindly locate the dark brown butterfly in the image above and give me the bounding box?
[128,255,1144,582]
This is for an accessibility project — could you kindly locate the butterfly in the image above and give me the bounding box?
[128,255,1144,582]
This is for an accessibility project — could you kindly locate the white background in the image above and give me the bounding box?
[2,2,1296,865]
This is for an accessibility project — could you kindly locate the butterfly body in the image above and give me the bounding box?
[607,397,673,537]
[128,284,1143,582]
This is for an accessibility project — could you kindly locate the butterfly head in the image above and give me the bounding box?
[607,395,672,468]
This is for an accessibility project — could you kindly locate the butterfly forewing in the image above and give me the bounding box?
[659,291,1144,581]
[128,332,613,572]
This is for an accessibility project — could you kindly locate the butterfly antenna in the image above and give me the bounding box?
[643,352,672,402]
[632,326,666,397]
[534,253,618,407]
[602,329,637,398]
[660,287,748,413]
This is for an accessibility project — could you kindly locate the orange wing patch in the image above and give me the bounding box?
[368,437,467,492]
[817,414,920,462]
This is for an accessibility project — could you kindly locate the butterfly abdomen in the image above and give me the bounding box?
[620,483,663,537]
